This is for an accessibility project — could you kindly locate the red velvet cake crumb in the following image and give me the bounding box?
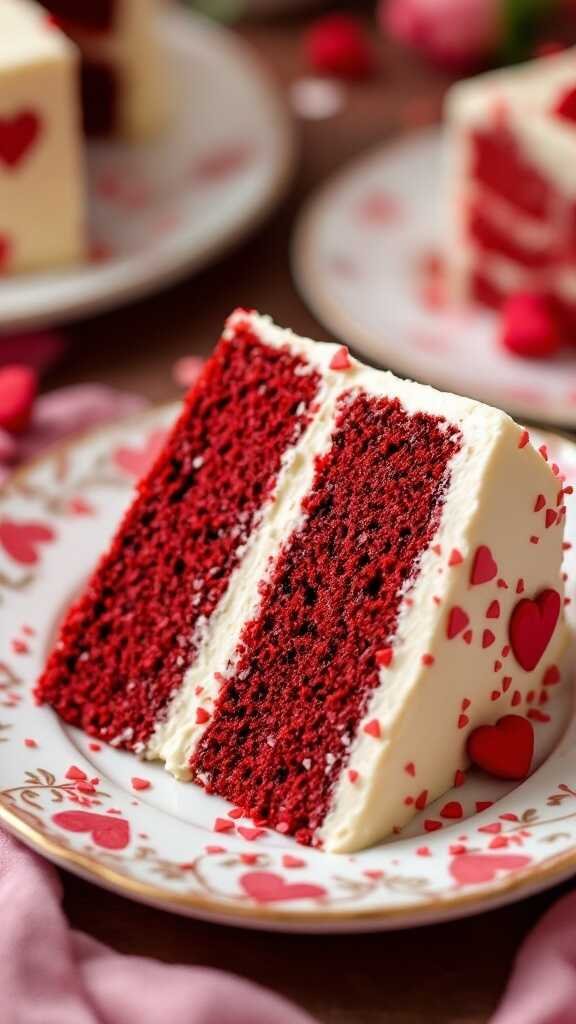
[191,392,461,844]
[36,327,320,749]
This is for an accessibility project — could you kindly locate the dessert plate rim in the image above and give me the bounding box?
[0,8,295,331]
[1,404,576,933]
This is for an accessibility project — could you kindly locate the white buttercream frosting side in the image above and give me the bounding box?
[320,414,566,853]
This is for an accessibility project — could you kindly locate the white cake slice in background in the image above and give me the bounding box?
[0,0,85,273]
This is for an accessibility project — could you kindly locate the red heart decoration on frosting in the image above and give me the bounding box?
[0,111,41,168]
[450,853,531,886]
[0,518,55,565]
[52,811,130,850]
[240,871,326,904]
[467,714,534,780]
[470,545,498,585]
[509,589,561,671]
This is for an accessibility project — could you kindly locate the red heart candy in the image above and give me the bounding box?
[0,111,41,168]
[0,365,38,434]
[240,871,326,904]
[0,518,55,565]
[52,810,130,850]
[450,853,531,886]
[467,714,534,781]
[509,589,561,671]
[470,545,498,585]
[113,428,167,478]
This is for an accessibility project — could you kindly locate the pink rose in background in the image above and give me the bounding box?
[381,0,502,71]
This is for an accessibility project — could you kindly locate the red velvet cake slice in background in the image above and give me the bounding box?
[36,311,567,852]
[445,47,576,330]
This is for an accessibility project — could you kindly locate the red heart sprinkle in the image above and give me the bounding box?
[447,606,469,639]
[467,714,534,780]
[500,292,561,360]
[470,546,498,585]
[509,589,561,670]
[304,14,375,81]
[440,801,463,820]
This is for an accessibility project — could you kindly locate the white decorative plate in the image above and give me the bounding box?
[293,129,576,429]
[1,406,576,932]
[0,9,294,332]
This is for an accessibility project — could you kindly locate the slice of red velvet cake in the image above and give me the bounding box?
[36,311,567,852]
[446,47,576,327]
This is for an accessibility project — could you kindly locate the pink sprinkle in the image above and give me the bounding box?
[276,822,290,834]
[539,444,548,461]
[24,738,37,748]
[421,653,435,667]
[424,819,443,832]
[214,818,235,833]
[448,548,463,567]
[404,761,416,777]
[131,777,151,791]
[205,845,226,855]
[228,807,244,819]
[518,430,530,449]
[348,769,359,783]
[364,719,381,738]
[329,346,351,371]
[416,846,431,857]
[89,742,102,752]
[196,707,210,724]
[482,629,496,649]
[65,766,87,782]
[11,639,29,655]
[238,827,266,842]
[458,714,469,729]
[283,854,306,869]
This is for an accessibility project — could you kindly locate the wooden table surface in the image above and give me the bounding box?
[46,9,574,1023]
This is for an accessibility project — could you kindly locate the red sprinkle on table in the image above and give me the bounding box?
[228,807,244,819]
[89,742,101,752]
[416,847,431,857]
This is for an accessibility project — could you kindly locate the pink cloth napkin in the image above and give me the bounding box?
[0,828,314,1024]
[492,888,576,1024]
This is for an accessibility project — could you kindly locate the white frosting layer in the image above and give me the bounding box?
[144,311,567,854]
[0,0,85,273]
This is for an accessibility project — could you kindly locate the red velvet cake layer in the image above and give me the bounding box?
[468,203,552,270]
[36,328,320,747]
[191,391,462,845]
[472,128,551,220]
